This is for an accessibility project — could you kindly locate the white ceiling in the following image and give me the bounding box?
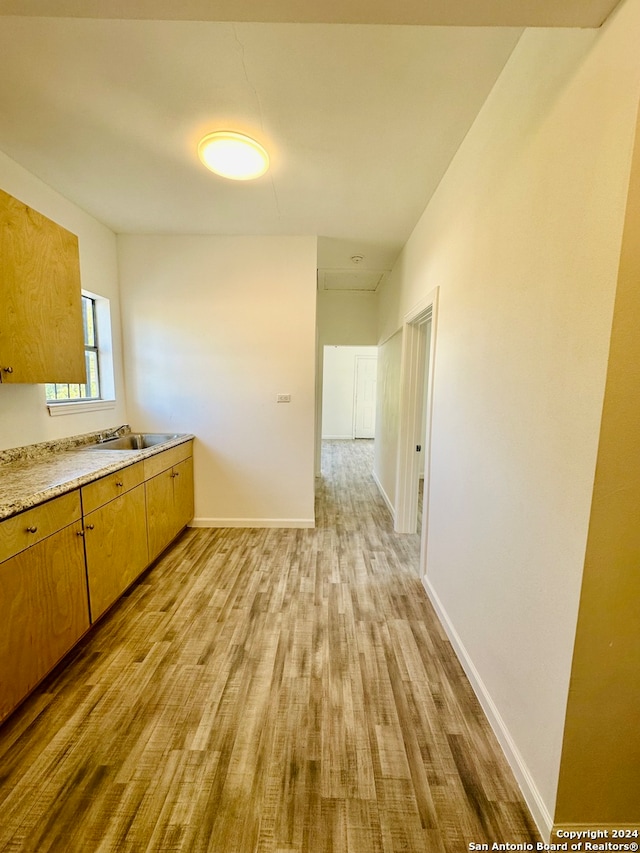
[0,1,623,289]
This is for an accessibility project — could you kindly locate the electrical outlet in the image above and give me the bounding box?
[277,394,291,403]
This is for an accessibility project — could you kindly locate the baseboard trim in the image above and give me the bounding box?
[190,517,315,529]
[373,470,395,521]
[422,575,554,843]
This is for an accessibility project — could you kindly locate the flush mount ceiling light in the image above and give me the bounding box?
[197,131,269,180]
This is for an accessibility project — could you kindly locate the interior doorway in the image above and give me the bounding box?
[321,346,378,440]
[394,289,439,579]
[416,321,432,535]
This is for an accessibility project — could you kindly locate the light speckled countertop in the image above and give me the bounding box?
[0,432,194,521]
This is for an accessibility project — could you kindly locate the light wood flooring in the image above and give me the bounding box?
[0,439,540,852]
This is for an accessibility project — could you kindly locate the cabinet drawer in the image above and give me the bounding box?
[143,441,193,480]
[0,491,81,564]
[81,461,145,514]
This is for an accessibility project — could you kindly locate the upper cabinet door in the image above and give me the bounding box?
[0,188,86,384]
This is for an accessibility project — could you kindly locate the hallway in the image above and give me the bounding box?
[0,440,539,852]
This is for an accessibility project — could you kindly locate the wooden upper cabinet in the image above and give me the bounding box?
[0,187,86,384]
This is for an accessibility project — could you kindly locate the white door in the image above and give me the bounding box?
[354,356,377,438]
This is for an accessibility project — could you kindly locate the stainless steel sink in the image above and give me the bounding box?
[86,433,181,450]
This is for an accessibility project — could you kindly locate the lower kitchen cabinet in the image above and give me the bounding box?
[174,457,195,530]
[83,483,149,622]
[1,440,194,724]
[0,502,89,724]
[146,455,194,562]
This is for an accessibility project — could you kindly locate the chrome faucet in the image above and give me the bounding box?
[97,424,129,443]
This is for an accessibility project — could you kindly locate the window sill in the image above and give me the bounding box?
[47,399,117,417]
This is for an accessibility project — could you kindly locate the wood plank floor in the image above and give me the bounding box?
[0,440,540,852]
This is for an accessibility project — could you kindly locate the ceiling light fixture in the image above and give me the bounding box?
[197,131,269,181]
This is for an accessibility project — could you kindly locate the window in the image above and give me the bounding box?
[46,295,100,401]
[45,291,116,415]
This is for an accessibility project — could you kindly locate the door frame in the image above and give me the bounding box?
[394,288,439,553]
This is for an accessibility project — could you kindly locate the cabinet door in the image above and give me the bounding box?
[0,521,89,723]
[145,467,176,563]
[84,484,149,622]
[173,457,194,531]
[0,188,85,384]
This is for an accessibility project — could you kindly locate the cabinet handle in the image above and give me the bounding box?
[171,471,180,478]
[86,524,95,530]
[2,366,14,374]
[77,530,85,537]
[26,525,38,533]
[115,481,124,487]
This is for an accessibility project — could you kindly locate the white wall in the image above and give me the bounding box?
[0,151,127,450]
[316,290,378,346]
[117,235,317,527]
[376,0,640,832]
[321,345,377,439]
